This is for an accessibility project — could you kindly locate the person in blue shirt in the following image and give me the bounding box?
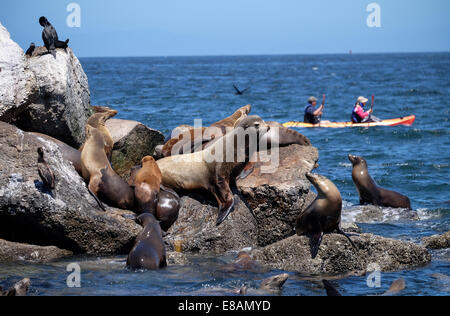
[304,96,325,124]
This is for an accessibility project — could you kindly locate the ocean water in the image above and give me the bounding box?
[1,53,449,296]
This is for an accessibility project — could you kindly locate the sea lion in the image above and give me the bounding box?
[221,250,261,272]
[81,125,134,210]
[348,155,411,209]
[323,280,342,296]
[37,147,56,198]
[80,109,118,160]
[237,121,311,180]
[31,132,82,176]
[39,16,69,58]
[296,172,357,259]
[157,115,270,226]
[238,274,289,295]
[25,43,35,56]
[0,278,30,297]
[209,104,252,135]
[127,213,167,270]
[134,156,162,214]
[156,185,181,231]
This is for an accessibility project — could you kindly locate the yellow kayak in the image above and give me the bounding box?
[283,115,416,128]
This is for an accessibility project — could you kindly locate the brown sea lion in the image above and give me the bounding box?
[323,280,342,296]
[157,115,270,226]
[37,147,56,198]
[31,132,82,176]
[134,156,162,214]
[81,125,134,210]
[80,109,118,160]
[237,121,311,180]
[209,104,251,134]
[127,213,167,270]
[296,172,356,259]
[156,185,181,231]
[348,155,411,209]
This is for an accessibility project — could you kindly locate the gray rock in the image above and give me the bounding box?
[237,144,319,247]
[106,119,165,180]
[0,23,91,148]
[164,195,258,254]
[422,231,450,250]
[0,122,141,254]
[252,234,431,275]
[0,239,72,263]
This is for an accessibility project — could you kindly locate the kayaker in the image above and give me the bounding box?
[351,96,373,123]
[304,96,324,124]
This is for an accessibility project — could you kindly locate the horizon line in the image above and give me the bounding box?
[76,50,450,59]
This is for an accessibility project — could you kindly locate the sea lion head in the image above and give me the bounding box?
[141,156,158,167]
[348,154,367,167]
[306,172,341,199]
[259,274,289,292]
[39,16,49,27]
[235,115,270,136]
[85,125,106,145]
[136,213,159,227]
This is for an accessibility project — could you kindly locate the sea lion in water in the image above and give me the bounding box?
[0,278,31,297]
[134,156,162,214]
[127,213,167,270]
[157,115,270,226]
[156,185,181,231]
[322,280,342,296]
[37,147,56,198]
[81,125,134,210]
[80,109,118,160]
[31,132,82,176]
[39,16,69,58]
[296,172,356,259]
[348,155,411,209]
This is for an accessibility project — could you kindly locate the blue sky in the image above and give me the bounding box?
[1,0,449,57]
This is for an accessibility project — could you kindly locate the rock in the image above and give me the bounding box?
[422,231,450,250]
[0,23,91,148]
[106,119,165,180]
[252,234,431,275]
[236,144,319,247]
[0,239,72,263]
[167,251,190,265]
[0,122,141,254]
[0,24,37,122]
[164,195,258,254]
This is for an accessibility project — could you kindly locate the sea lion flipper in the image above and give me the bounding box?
[87,186,107,212]
[336,228,358,251]
[309,232,323,259]
[216,197,235,226]
[236,162,255,180]
[322,280,342,297]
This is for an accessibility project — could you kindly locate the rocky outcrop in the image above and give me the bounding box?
[164,195,258,254]
[0,239,72,263]
[0,122,141,254]
[237,144,319,247]
[0,23,91,148]
[252,234,431,275]
[106,119,165,180]
[422,231,450,250]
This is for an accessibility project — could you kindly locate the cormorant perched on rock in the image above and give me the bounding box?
[39,16,69,58]
[25,42,36,56]
[37,147,56,198]
[233,84,250,95]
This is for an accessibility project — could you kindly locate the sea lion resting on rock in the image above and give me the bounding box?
[348,155,411,209]
[156,186,181,231]
[134,156,162,214]
[157,115,270,226]
[81,125,134,210]
[296,172,356,259]
[127,213,167,270]
[159,105,252,157]
[80,109,118,160]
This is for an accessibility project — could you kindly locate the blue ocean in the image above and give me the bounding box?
[1,53,449,296]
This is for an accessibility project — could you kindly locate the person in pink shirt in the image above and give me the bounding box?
[351,96,373,123]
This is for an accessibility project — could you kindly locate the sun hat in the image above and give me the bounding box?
[357,96,369,104]
[308,96,318,104]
